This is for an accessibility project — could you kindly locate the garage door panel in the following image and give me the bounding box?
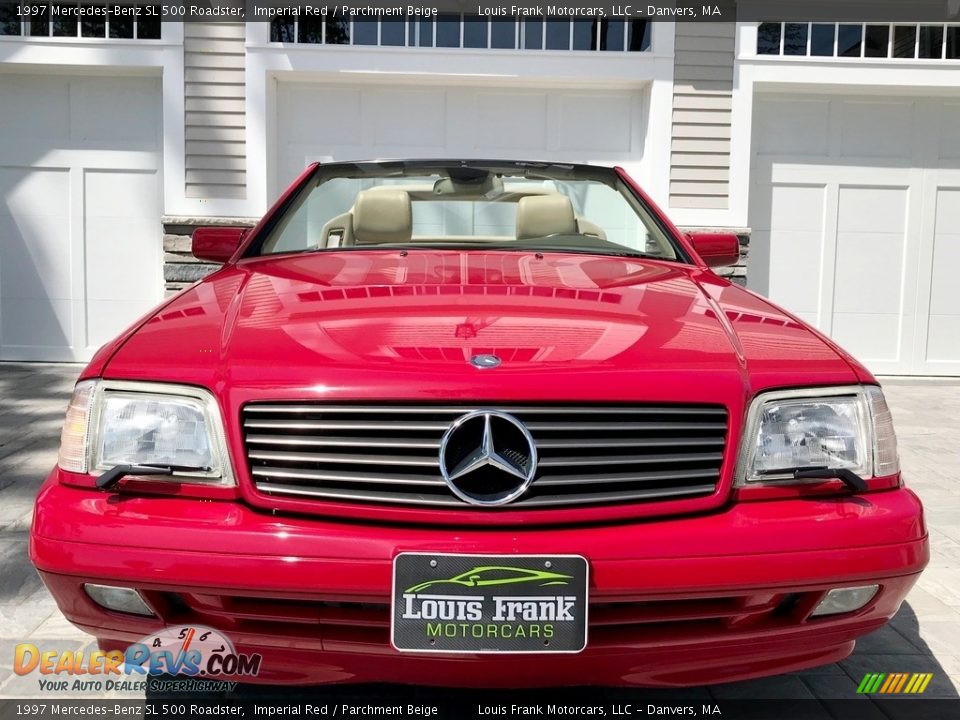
[926,316,960,364]
[0,76,70,142]
[833,188,908,319]
[838,100,915,160]
[281,85,363,146]
[750,92,952,375]
[474,92,548,151]
[276,81,645,197]
[85,300,157,351]
[0,167,72,301]
[836,186,907,234]
[831,313,901,363]
[0,74,160,362]
[761,184,827,323]
[834,232,905,315]
[753,98,829,157]
[83,169,159,220]
[769,184,825,232]
[768,229,824,319]
[925,186,960,365]
[927,231,960,316]
[84,170,160,303]
[369,90,446,148]
[929,227,960,317]
[70,77,160,145]
[937,103,960,160]
[0,298,75,354]
[932,188,960,240]
[558,94,633,153]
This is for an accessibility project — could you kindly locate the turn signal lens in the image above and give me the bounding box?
[866,386,899,476]
[58,380,97,473]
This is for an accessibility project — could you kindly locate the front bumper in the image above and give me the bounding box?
[30,475,928,687]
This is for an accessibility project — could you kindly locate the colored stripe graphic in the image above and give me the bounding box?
[858,672,932,694]
[880,674,897,693]
[856,673,885,693]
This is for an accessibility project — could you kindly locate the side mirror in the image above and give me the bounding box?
[686,231,740,268]
[192,227,248,263]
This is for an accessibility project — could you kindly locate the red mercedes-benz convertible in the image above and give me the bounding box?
[31,161,927,687]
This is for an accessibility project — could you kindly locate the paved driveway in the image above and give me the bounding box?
[1,364,957,706]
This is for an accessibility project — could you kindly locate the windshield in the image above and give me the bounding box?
[251,161,683,262]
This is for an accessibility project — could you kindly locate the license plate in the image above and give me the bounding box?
[391,553,588,654]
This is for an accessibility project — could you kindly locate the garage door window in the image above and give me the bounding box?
[270,16,651,52]
[0,3,160,38]
[756,22,959,60]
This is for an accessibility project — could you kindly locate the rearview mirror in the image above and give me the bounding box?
[686,231,740,268]
[192,227,248,263]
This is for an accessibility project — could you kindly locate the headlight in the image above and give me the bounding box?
[58,380,234,486]
[736,385,899,485]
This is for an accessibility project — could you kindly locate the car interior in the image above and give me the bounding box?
[255,165,678,260]
[313,185,610,250]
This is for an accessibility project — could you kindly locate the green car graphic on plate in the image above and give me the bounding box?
[405,565,572,593]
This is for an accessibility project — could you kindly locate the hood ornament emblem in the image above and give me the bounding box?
[470,354,501,369]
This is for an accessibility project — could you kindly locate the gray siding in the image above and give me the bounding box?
[670,21,735,210]
[184,22,247,199]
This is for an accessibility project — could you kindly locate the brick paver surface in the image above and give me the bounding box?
[0,364,956,708]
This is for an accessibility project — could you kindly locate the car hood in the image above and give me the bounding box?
[103,251,860,405]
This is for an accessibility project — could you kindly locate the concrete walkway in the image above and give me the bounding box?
[0,363,957,705]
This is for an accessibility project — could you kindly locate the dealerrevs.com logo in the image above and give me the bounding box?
[14,625,261,693]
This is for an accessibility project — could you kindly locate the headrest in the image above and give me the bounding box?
[353,189,412,244]
[516,195,577,241]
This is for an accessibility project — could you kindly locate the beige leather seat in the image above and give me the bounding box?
[352,189,413,245]
[515,195,578,241]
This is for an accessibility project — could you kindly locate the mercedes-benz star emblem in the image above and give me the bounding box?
[469,354,501,369]
[439,410,538,506]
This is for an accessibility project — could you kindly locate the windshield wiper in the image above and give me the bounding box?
[760,466,867,493]
[96,463,211,490]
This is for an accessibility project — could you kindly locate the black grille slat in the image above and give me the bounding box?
[250,467,447,487]
[538,452,723,467]
[249,450,438,467]
[246,434,441,449]
[243,404,728,510]
[244,405,727,416]
[534,468,723,487]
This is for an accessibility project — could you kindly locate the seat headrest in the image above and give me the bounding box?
[516,195,577,241]
[353,189,412,244]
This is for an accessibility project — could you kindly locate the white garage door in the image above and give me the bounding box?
[749,93,960,376]
[275,80,646,197]
[0,73,162,362]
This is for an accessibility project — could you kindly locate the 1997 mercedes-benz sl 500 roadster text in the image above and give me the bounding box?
[31,161,927,686]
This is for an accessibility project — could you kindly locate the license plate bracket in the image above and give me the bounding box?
[391,553,588,654]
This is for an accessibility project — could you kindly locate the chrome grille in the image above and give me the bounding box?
[242,404,728,508]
